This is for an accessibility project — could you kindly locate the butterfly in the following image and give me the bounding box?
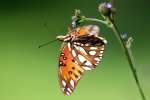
[56,25,107,96]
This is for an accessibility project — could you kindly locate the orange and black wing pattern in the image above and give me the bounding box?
[72,35,107,70]
[58,43,84,96]
[58,25,107,96]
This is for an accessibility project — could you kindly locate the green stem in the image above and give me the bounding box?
[85,17,146,100]
[84,18,108,26]
[111,23,146,100]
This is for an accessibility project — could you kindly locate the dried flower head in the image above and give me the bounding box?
[98,2,114,18]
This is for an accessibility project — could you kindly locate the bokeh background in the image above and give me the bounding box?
[0,0,149,100]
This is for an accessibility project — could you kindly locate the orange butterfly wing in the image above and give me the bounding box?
[58,43,84,96]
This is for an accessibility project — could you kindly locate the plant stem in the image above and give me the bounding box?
[84,18,108,26]
[111,23,146,100]
[85,17,146,100]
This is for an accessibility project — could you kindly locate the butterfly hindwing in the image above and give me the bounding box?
[72,35,107,70]
[58,43,84,96]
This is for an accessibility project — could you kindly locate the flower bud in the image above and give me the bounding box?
[121,32,128,41]
[98,2,113,17]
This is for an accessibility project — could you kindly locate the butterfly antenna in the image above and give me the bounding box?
[38,18,58,48]
[38,39,57,48]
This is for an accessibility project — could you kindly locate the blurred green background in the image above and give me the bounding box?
[0,0,149,100]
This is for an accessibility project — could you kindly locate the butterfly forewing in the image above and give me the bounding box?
[58,43,84,96]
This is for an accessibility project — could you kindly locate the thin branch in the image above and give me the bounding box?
[84,18,108,26]
[111,23,146,100]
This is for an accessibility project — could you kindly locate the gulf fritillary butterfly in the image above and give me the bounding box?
[56,25,107,96]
